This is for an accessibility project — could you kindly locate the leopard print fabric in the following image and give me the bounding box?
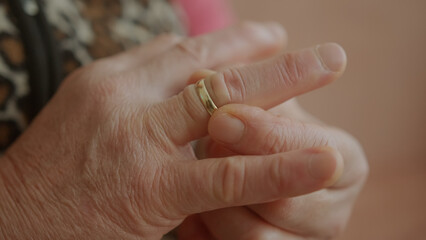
[0,0,185,151]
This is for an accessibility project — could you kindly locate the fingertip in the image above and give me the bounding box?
[316,43,347,73]
[327,149,345,187]
[307,146,344,187]
[208,112,245,144]
[209,104,271,139]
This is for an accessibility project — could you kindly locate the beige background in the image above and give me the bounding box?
[231,0,426,239]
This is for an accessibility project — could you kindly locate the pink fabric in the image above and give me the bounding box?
[174,0,234,36]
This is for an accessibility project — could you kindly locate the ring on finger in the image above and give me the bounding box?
[195,79,218,115]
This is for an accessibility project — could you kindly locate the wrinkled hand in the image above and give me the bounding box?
[0,23,347,239]
[179,66,368,238]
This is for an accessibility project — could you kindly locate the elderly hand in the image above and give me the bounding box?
[0,22,346,239]
[178,55,368,239]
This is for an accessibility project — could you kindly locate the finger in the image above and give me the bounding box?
[147,22,287,92]
[150,43,346,145]
[165,147,342,216]
[200,207,302,240]
[177,215,214,240]
[208,104,336,155]
[207,104,368,189]
[207,104,345,186]
[201,143,362,238]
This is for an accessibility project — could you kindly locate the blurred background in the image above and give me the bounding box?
[230,0,426,239]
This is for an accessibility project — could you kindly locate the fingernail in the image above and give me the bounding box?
[316,43,347,72]
[209,113,245,144]
[308,147,344,186]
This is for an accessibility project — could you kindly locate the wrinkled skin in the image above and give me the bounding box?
[0,22,367,240]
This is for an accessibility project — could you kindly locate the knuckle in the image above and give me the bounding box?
[271,155,291,193]
[214,158,246,204]
[181,85,206,124]
[176,38,208,66]
[275,53,307,88]
[62,61,128,108]
[152,86,205,143]
[218,68,247,103]
[294,122,337,150]
[261,119,334,154]
[305,124,338,149]
[263,122,289,154]
[88,74,127,103]
[142,106,169,142]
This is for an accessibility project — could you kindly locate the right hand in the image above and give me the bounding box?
[180,101,368,240]
[177,41,368,239]
[0,22,343,239]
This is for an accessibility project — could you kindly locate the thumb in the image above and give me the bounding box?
[167,147,343,216]
[207,104,339,155]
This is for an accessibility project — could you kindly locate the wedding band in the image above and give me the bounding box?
[196,79,218,115]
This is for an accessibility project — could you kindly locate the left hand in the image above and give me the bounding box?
[0,23,301,239]
[178,61,368,239]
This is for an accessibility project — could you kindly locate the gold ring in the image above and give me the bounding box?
[196,79,218,115]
